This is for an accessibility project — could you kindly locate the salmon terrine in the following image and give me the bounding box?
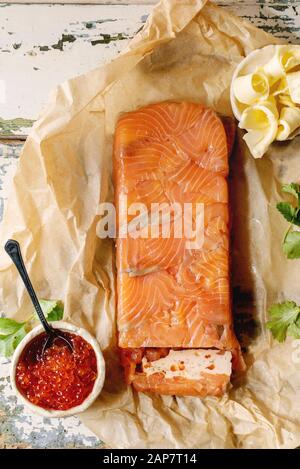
[113,101,244,396]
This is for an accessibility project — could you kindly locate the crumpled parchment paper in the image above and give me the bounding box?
[1,0,300,449]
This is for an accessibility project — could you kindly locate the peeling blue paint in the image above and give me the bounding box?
[91,32,130,45]
[84,18,117,29]
[0,117,34,135]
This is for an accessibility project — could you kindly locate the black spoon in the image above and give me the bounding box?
[4,239,73,356]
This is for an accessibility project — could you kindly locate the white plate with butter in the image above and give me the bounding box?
[230,44,300,158]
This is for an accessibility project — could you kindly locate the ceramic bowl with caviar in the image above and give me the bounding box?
[10,321,105,417]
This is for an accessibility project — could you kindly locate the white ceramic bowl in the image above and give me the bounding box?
[10,321,105,418]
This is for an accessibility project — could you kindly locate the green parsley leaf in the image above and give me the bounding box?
[276,202,296,224]
[287,322,300,339]
[0,324,27,357]
[0,299,64,357]
[0,318,25,336]
[37,299,64,322]
[266,301,300,342]
[282,183,300,203]
[276,184,300,256]
[293,210,300,227]
[283,231,300,259]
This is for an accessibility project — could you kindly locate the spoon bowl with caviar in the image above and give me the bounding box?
[6,239,105,417]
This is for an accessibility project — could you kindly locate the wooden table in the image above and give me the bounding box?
[0,0,299,449]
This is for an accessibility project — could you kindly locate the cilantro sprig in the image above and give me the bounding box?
[276,183,300,258]
[0,319,27,358]
[266,301,300,342]
[0,299,63,357]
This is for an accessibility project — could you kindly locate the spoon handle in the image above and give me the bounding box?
[4,239,52,334]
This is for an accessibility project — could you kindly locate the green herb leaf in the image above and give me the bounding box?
[0,317,25,336]
[276,202,296,223]
[0,324,27,357]
[293,209,300,227]
[36,299,64,322]
[282,183,300,203]
[277,184,300,255]
[287,322,300,339]
[283,231,300,258]
[0,299,64,357]
[266,301,300,342]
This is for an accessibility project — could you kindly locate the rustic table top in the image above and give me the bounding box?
[0,0,299,449]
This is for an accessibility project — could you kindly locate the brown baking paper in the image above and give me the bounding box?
[1,0,300,449]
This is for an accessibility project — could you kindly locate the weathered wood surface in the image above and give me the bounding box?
[1,1,300,137]
[0,3,149,137]
[1,0,300,450]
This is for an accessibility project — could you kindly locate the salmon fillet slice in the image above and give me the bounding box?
[118,203,228,272]
[113,101,244,396]
[132,373,230,397]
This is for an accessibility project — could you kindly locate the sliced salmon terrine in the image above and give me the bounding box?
[113,101,244,396]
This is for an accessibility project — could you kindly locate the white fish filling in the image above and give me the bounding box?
[142,349,232,379]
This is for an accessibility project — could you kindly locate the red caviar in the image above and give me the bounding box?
[15,331,98,411]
